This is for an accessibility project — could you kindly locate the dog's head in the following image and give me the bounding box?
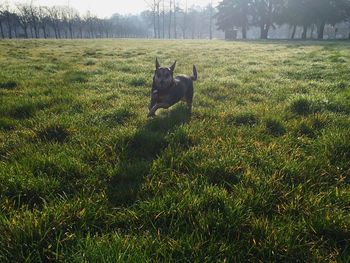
[153,58,176,90]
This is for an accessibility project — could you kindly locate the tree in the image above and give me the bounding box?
[309,0,350,39]
[28,2,39,38]
[174,0,178,38]
[216,0,251,39]
[0,4,5,38]
[3,4,14,38]
[37,7,50,38]
[17,4,32,38]
[168,0,172,38]
[183,0,188,38]
[45,6,62,38]
[250,0,285,39]
[209,0,213,39]
[277,0,312,39]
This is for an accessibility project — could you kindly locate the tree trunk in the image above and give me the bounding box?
[174,1,177,39]
[6,14,12,39]
[24,27,28,38]
[168,0,172,39]
[43,26,47,39]
[57,24,61,38]
[260,24,269,39]
[54,26,58,39]
[162,0,165,38]
[69,24,73,39]
[302,25,307,40]
[209,0,213,40]
[317,21,325,40]
[0,21,4,38]
[291,25,296,39]
[153,6,157,38]
[242,24,247,39]
[310,24,315,39]
[183,0,187,39]
[34,24,39,38]
[14,26,18,38]
[157,4,160,39]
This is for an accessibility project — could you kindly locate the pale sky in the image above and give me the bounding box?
[5,0,219,18]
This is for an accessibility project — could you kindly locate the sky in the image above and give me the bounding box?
[5,0,219,18]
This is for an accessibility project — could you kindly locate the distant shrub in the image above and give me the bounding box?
[102,108,134,126]
[119,65,132,72]
[290,97,312,115]
[84,49,97,56]
[226,112,259,126]
[9,103,36,119]
[36,124,71,143]
[335,82,347,90]
[0,81,17,89]
[265,119,285,136]
[129,77,146,87]
[65,71,88,83]
[295,122,315,138]
[0,117,16,130]
[290,95,350,116]
[325,100,350,114]
[84,59,97,66]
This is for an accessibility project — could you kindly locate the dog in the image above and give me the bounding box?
[148,58,197,117]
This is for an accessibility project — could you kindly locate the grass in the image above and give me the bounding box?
[0,39,350,262]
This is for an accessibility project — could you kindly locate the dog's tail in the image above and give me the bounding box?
[191,65,197,81]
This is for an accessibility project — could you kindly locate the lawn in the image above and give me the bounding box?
[0,39,350,262]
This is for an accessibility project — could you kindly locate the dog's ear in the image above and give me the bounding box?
[156,58,160,69]
[170,60,177,72]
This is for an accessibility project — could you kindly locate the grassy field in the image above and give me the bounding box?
[0,39,350,262]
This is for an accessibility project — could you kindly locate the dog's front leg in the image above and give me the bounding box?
[148,103,170,118]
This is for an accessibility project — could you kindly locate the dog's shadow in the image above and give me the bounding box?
[107,106,191,207]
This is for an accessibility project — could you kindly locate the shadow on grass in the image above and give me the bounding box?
[107,106,191,207]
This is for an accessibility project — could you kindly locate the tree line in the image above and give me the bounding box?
[0,1,222,40]
[143,0,220,39]
[0,3,148,39]
[1,0,350,40]
[216,0,350,40]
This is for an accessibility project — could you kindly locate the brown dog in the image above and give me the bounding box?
[148,58,197,117]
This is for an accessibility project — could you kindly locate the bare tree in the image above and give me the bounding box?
[145,0,161,38]
[174,0,177,38]
[0,4,5,38]
[162,0,165,38]
[61,6,77,39]
[16,4,32,38]
[29,1,39,38]
[3,4,13,38]
[37,6,50,38]
[168,0,172,38]
[183,0,188,38]
[209,0,213,39]
[45,6,62,38]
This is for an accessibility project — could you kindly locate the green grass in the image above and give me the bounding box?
[0,39,350,262]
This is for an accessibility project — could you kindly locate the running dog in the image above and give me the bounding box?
[148,58,197,117]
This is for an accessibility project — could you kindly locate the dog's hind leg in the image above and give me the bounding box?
[185,85,194,114]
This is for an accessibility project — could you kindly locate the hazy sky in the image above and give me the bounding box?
[6,0,218,18]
